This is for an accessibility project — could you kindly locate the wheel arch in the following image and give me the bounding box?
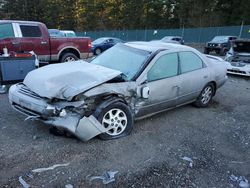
[58,47,81,60]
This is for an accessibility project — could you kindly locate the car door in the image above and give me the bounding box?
[136,52,180,117]
[18,24,50,61]
[177,51,210,106]
[0,23,21,52]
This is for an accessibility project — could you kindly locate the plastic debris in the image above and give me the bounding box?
[88,171,119,184]
[229,174,250,188]
[19,176,30,188]
[65,184,74,188]
[182,156,194,167]
[0,85,7,94]
[31,163,70,173]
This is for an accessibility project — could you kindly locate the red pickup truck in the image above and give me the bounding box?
[0,20,92,62]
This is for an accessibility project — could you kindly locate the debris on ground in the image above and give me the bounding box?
[65,184,74,188]
[229,174,250,188]
[182,156,196,167]
[31,163,70,173]
[18,176,30,188]
[87,171,119,184]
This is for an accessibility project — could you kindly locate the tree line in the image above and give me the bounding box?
[0,0,250,31]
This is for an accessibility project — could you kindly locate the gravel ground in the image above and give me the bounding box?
[0,75,250,188]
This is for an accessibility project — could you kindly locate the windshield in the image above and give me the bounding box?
[211,36,229,43]
[91,44,151,81]
[233,41,250,53]
[92,38,107,44]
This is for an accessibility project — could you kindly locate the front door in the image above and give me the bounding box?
[18,24,50,61]
[136,52,180,117]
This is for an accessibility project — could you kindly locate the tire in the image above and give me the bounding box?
[204,48,209,54]
[219,48,227,56]
[194,83,214,108]
[60,53,78,63]
[94,101,133,140]
[94,48,102,55]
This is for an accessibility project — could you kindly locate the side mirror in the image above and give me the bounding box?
[141,86,150,99]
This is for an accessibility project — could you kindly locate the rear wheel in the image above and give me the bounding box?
[94,101,133,140]
[194,83,214,108]
[60,53,78,63]
[94,48,102,55]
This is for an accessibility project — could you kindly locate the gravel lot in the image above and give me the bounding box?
[0,73,250,187]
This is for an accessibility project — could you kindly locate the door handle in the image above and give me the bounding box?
[41,41,47,45]
[203,75,208,79]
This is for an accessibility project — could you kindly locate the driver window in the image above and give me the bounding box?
[148,53,178,82]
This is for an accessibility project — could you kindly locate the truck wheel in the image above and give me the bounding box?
[94,48,102,55]
[94,101,133,140]
[204,48,210,54]
[60,53,78,63]
[219,48,227,56]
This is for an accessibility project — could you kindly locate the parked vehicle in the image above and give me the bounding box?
[0,20,92,63]
[225,39,250,76]
[204,36,237,56]
[91,37,124,55]
[161,36,185,45]
[61,30,76,37]
[9,42,227,141]
[48,29,65,38]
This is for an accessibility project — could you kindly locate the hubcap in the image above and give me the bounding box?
[201,86,212,104]
[102,108,127,136]
[65,56,76,62]
[95,49,101,55]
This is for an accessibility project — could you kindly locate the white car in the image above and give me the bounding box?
[9,42,228,141]
[225,39,250,76]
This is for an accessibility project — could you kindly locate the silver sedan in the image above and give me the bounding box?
[9,42,228,141]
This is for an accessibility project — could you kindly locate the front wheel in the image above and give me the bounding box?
[60,53,78,63]
[94,102,133,140]
[194,84,214,108]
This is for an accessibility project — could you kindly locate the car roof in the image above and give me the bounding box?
[163,36,182,38]
[214,35,237,38]
[125,41,193,53]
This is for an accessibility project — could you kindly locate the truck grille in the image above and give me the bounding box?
[18,84,43,100]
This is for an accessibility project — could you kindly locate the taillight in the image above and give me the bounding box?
[88,40,91,49]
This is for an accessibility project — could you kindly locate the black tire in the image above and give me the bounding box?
[94,48,102,55]
[94,101,133,140]
[204,48,210,54]
[219,48,227,56]
[60,53,78,63]
[194,83,214,108]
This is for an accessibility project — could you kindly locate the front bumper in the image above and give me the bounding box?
[227,64,250,77]
[8,84,107,141]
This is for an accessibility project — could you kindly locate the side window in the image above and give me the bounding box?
[179,52,203,73]
[20,25,42,37]
[148,53,178,82]
[0,23,15,39]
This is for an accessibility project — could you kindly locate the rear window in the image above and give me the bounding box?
[20,25,42,37]
[0,23,14,39]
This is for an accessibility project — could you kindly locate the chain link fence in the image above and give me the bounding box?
[77,25,250,44]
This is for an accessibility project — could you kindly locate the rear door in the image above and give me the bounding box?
[136,52,180,117]
[177,51,210,105]
[18,24,50,61]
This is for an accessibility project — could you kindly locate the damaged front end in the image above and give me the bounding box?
[8,83,110,141]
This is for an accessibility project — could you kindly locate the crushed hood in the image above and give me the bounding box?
[23,60,121,100]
